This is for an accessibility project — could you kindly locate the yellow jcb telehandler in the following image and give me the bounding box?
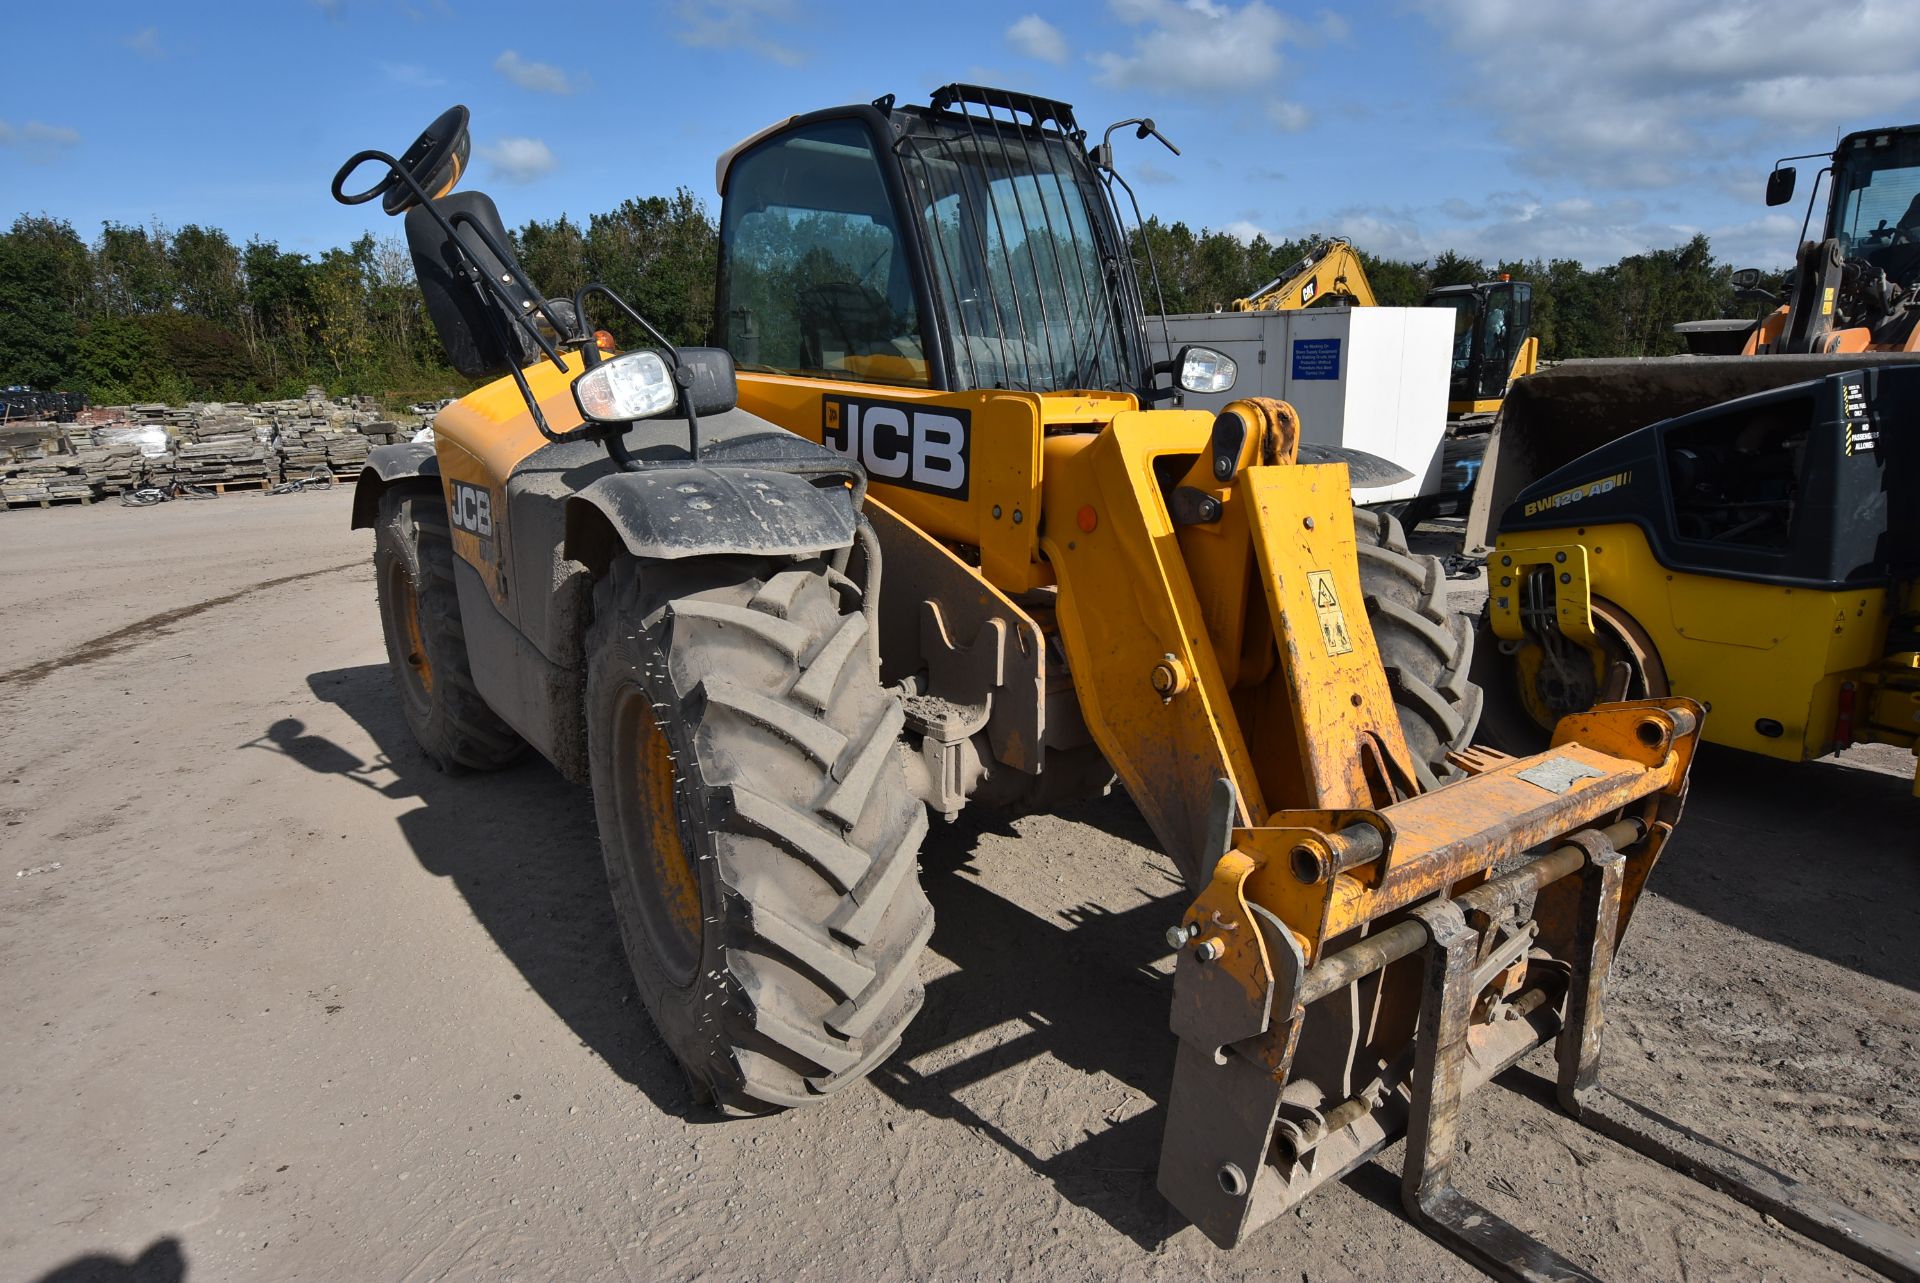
[332,91,1920,1279]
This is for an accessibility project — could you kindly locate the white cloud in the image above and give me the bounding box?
[0,121,82,148]
[123,27,165,59]
[1222,219,1278,244]
[1092,0,1294,96]
[673,0,806,66]
[1411,0,1920,191]
[1006,14,1069,64]
[1270,193,1803,269]
[1266,100,1310,133]
[493,50,586,95]
[1133,159,1178,185]
[478,137,557,184]
[381,62,447,88]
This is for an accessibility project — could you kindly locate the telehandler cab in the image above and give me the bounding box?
[332,93,1920,1279]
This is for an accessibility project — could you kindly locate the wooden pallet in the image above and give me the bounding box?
[3,492,94,508]
[195,476,273,494]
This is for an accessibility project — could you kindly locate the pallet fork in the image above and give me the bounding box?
[1158,700,1920,1280]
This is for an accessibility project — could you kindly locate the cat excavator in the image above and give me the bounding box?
[1230,237,1378,311]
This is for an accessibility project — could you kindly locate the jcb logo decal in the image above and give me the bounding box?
[823,396,969,498]
[449,481,493,538]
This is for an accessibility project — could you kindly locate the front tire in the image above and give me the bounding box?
[585,555,933,1112]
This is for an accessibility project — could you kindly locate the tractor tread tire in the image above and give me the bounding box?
[1353,508,1483,786]
[586,556,930,1114]
[372,486,524,773]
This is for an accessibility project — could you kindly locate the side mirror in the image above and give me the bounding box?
[1765,166,1796,207]
[1730,267,1778,307]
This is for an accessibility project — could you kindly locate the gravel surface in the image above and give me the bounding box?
[2,492,1915,1282]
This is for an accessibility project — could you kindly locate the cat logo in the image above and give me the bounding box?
[449,481,493,539]
[823,396,970,498]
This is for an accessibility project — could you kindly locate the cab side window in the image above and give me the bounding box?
[717,120,931,387]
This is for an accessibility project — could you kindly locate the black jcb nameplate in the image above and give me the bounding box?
[822,396,969,499]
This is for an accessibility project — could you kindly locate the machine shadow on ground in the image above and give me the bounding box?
[27,1236,185,1283]
[1650,745,1918,992]
[260,664,1915,1252]
[266,667,1206,1244]
[260,664,696,1119]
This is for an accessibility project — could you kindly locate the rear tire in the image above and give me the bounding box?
[372,486,524,773]
[585,555,932,1112]
[1353,508,1483,786]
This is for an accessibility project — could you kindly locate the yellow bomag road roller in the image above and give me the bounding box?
[1480,366,1920,796]
[331,93,1920,1279]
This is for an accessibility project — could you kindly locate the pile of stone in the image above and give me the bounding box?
[1,391,423,507]
[172,409,273,486]
[0,440,144,504]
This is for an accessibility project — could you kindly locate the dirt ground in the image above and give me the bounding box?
[3,491,1915,1283]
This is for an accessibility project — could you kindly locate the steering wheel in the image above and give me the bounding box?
[330,104,471,215]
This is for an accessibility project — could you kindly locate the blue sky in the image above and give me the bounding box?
[3,0,1917,270]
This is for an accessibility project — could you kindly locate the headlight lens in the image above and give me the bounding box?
[574,350,677,423]
[1178,345,1236,394]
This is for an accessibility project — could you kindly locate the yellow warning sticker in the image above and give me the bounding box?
[1307,570,1354,655]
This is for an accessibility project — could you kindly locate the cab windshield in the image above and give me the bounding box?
[895,122,1139,394]
[1831,132,1920,285]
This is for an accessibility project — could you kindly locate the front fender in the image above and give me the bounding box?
[563,464,856,572]
[350,442,440,529]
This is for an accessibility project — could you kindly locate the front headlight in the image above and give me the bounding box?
[574,350,677,423]
[1178,345,1236,394]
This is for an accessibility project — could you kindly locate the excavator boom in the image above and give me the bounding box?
[1233,237,1379,311]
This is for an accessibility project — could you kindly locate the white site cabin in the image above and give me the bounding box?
[1150,306,1453,505]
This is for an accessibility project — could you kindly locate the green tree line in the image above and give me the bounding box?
[0,196,1769,405]
[1131,220,1775,360]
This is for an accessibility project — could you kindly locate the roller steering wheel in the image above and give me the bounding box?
[330,104,471,215]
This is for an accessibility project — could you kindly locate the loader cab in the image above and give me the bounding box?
[715,86,1154,397]
[1752,124,1920,353]
[1426,279,1532,413]
[1827,125,1920,292]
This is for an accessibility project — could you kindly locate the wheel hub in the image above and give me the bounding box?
[610,685,704,986]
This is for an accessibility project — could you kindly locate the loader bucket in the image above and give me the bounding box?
[1464,352,1920,551]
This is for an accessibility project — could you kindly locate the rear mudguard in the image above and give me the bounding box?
[349,442,438,529]
[562,464,857,571]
